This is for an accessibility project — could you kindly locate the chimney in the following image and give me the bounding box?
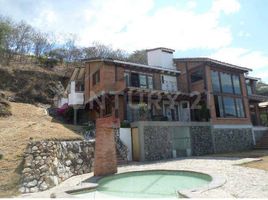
[146,47,175,69]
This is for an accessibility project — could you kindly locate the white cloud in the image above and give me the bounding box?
[209,47,268,82]
[211,0,240,15]
[0,0,241,52]
[77,0,241,51]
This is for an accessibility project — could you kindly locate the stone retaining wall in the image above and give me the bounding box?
[212,128,253,153]
[20,140,95,193]
[144,126,173,161]
[190,126,214,156]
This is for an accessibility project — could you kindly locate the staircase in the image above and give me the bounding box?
[116,149,128,165]
[255,132,268,149]
[114,128,128,165]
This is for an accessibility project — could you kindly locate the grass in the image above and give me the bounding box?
[0,102,83,197]
[209,150,268,172]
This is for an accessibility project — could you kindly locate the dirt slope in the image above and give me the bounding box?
[0,102,82,197]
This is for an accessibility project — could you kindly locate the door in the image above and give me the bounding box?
[179,101,190,122]
[131,128,140,161]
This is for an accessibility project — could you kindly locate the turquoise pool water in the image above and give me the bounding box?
[73,170,212,198]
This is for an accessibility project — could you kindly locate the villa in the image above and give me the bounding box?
[57,47,268,161]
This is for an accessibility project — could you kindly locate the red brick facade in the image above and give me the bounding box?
[94,116,120,176]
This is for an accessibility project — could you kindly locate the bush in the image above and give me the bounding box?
[0,97,11,117]
[121,121,130,128]
[38,56,59,68]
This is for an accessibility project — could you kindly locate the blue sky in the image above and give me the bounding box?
[0,0,268,82]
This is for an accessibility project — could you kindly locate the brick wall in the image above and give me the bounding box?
[94,116,120,176]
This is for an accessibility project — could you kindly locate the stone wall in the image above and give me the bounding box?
[212,128,253,153]
[20,140,95,193]
[143,126,173,161]
[190,126,214,156]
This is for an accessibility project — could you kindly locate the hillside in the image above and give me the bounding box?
[256,82,268,96]
[0,63,73,104]
[0,102,83,197]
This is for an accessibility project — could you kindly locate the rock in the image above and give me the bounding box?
[22,168,31,174]
[65,160,72,166]
[27,180,38,187]
[40,165,48,173]
[35,156,42,160]
[29,186,38,193]
[77,159,83,164]
[32,146,38,151]
[19,187,25,193]
[39,182,48,191]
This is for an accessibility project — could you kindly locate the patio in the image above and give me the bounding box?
[20,156,268,198]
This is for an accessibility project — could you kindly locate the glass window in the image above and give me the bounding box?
[124,72,129,87]
[220,72,233,93]
[92,70,100,85]
[246,80,252,95]
[236,98,245,118]
[148,76,153,89]
[191,69,203,83]
[223,97,236,117]
[211,71,221,92]
[233,75,241,94]
[139,74,147,88]
[131,73,139,87]
[214,95,224,117]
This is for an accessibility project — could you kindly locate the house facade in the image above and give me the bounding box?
[60,47,268,161]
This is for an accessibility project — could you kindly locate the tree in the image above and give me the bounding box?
[128,49,147,64]
[7,21,34,54]
[32,31,52,57]
[82,41,127,60]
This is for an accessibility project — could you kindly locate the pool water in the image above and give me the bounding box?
[73,170,212,198]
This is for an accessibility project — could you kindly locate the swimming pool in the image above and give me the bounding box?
[71,170,212,198]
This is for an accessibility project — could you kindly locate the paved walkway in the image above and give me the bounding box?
[20,157,268,198]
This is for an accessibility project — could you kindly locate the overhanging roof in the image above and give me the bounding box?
[83,58,180,74]
[174,57,252,72]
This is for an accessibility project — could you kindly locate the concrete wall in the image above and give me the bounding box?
[20,140,95,193]
[120,128,132,161]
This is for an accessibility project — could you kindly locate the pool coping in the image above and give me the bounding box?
[63,169,226,198]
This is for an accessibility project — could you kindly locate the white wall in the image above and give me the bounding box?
[57,97,68,108]
[161,75,178,92]
[147,49,174,69]
[68,81,84,105]
[120,128,132,161]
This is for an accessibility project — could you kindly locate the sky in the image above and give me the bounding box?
[0,0,268,82]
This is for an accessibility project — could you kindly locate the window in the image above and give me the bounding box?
[92,70,100,85]
[131,73,139,87]
[246,80,252,95]
[124,72,130,87]
[220,72,233,93]
[236,98,245,118]
[214,95,224,117]
[223,97,236,117]
[214,95,245,118]
[211,71,221,92]
[212,70,242,95]
[233,75,241,94]
[148,76,153,89]
[191,69,203,83]
[139,74,147,88]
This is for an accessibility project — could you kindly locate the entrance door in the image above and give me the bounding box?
[179,101,190,122]
[131,128,140,161]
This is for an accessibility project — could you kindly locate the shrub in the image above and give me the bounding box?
[0,97,11,117]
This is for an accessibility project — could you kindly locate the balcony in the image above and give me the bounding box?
[68,81,84,106]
